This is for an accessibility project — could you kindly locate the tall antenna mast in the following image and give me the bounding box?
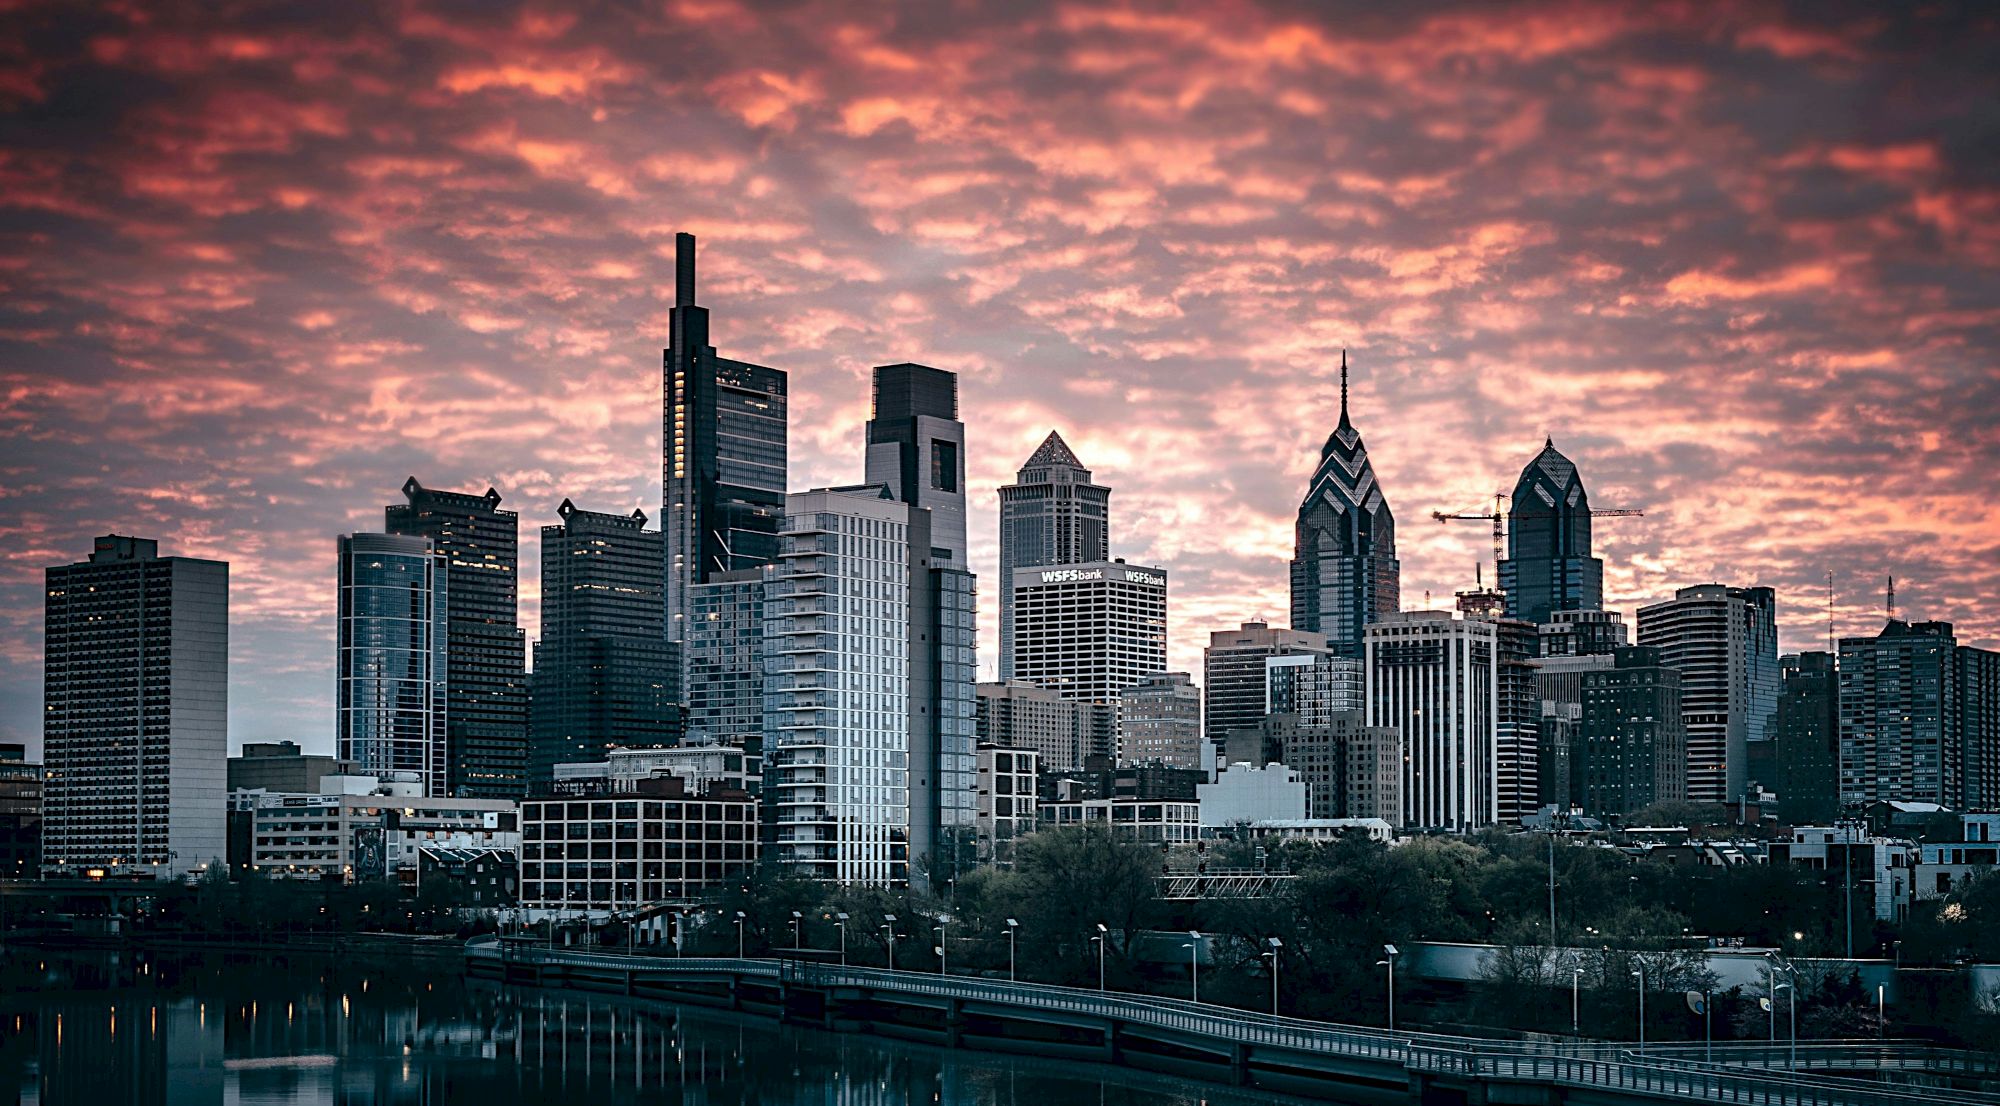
[1826,570,1835,653]
[1886,575,1896,621]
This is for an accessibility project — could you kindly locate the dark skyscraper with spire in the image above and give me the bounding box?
[1499,440,1605,628]
[1291,353,1399,656]
[997,431,1110,680]
[663,232,788,644]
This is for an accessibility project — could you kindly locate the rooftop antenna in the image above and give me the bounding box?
[1339,349,1350,426]
[1886,575,1896,621]
[1826,570,1835,653]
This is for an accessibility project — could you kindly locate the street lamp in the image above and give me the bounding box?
[835,912,849,966]
[1263,938,1283,1016]
[882,914,898,971]
[1182,931,1201,1004]
[735,911,746,959]
[1572,968,1581,1035]
[1092,923,1108,991]
[1378,944,1399,1031]
[1877,983,1886,1038]
[1631,966,1646,1052]
[1005,918,1019,982]
[792,910,803,950]
[1775,981,1797,1069]
[935,922,948,975]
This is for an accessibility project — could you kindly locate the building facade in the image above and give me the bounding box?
[1499,440,1604,629]
[385,478,529,798]
[1117,672,1204,768]
[519,778,757,916]
[1961,645,2000,813]
[1202,622,1326,752]
[241,784,518,884]
[1538,609,1629,658]
[1575,646,1687,818]
[663,232,788,644]
[1040,797,1200,845]
[1199,764,1308,828]
[976,681,1115,772]
[1494,616,1542,824]
[1839,620,1959,809]
[1265,653,1365,728]
[1291,354,1399,656]
[228,742,348,795]
[975,744,1038,866]
[43,535,227,878]
[1776,651,1841,824]
[685,568,770,754]
[1009,560,1167,707]
[0,743,41,880]
[1366,612,1498,830]
[550,744,758,796]
[1222,712,1401,825]
[531,500,678,786]
[337,533,449,795]
[1635,584,1779,805]
[997,431,1110,680]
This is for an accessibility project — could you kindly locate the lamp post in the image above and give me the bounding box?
[1776,981,1797,1069]
[1093,923,1108,991]
[835,912,849,966]
[1631,966,1646,1053]
[1005,918,1019,982]
[1182,931,1201,1004]
[1877,983,1886,1038]
[935,923,948,976]
[1263,938,1283,1016]
[882,914,898,971]
[734,911,746,959]
[1702,989,1713,1063]
[1379,945,1399,1031]
[791,910,803,951]
[1572,968,1581,1035]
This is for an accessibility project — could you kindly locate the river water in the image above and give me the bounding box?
[0,948,1326,1106]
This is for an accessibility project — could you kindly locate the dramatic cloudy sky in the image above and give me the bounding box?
[3,1,1997,756]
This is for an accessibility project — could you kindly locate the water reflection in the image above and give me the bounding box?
[0,951,1316,1106]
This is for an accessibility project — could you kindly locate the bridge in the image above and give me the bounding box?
[464,941,1994,1105]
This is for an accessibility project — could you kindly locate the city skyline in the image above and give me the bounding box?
[3,3,1998,754]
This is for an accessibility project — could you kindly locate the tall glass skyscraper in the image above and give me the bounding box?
[1636,584,1779,805]
[663,232,788,644]
[1500,439,1604,628]
[1291,353,1399,656]
[997,431,1109,679]
[385,477,529,798]
[336,532,448,795]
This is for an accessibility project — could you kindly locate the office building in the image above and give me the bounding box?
[1203,622,1327,751]
[976,681,1115,771]
[685,569,771,757]
[1575,646,1686,818]
[1200,764,1308,828]
[531,500,678,785]
[519,777,757,916]
[1539,609,1629,657]
[1839,620,1960,808]
[1636,584,1779,805]
[1963,645,2000,813]
[241,778,518,883]
[863,363,978,886]
[1494,616,1542,824]
[1039,797,1201,845]
[549,744,758,797]
[385,478,529,798]
[1009,560,1167,707]
[1774,652,1840,824]
[975,744,1038,865]
[1499,440,1605,629]
[1117,672,1203,768]
[1220,712,1401,825]
[337,532,450,795]
[997,431,1110,679]
[1366,611,1498,830]
[664,232,788,644]
[1537,702,1580,815]
[228,742,349,795]
[42,535,227,878]
[1266,653,1365,727]
[1291,354,1399,655]
[0,743,40,880]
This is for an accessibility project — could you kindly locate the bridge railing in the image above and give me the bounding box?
[1448,1049,1990,1106]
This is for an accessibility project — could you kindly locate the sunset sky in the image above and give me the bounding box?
[2,1,1996,756]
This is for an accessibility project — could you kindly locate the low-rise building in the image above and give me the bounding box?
[518,776,756,918]
[0,743,40,880]
[550,743,759,796]
[1915,813,2000,900]
[1039,797,1200,845]
[241,775,519,883]
[975,744,1038,865]
[1243,818,1395,844]
[1198,763,1307,829]
[1769,824,1914,922]
[416,847,519,907]
[228,741,351,795]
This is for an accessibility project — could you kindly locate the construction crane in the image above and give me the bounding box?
[1430,494,1645,585]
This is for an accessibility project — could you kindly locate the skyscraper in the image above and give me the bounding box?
[663,232,788,644]
[384,477,528,798]
[1291,353,1399,656]
[1839,620,1959,808]
[997,431,1110,679]
[337,532,448,795]
[1636,584,1779,805]
[865,364,977,885]
[42,535,227,878]
[1366,611,1498,829]
[1117,673,1204,769]
[1493,616,1543,824]
[1776,651,1840,824]
[1009,561,1167,707]
[1202,622,1327,751]
[1963,645,2000,812]
[531,500,679,786]
[1576,646,1687,818]
[685,568,771,755]
[1499,440,1604,628]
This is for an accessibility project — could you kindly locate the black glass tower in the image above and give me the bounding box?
[1500,440,1604,628]
[1291,352,1399,656]
[1776,651,1840,824]
[385,478,528,798]
[663,233,788,644]
[996,431,1109,680]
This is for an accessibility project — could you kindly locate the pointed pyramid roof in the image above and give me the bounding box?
[1024,430,1082,470]
[1528,438,1577,490]
[1304,350,1389,519]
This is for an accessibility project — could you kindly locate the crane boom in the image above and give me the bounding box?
[1430,499,1645,589]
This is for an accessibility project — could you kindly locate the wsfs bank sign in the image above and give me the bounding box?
[1039,567,1162,586]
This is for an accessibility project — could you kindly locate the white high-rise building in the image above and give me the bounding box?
[43,535,228,878]
[764,486,923,885]
[1009,560,1167,707]
[1365,611,1498,830]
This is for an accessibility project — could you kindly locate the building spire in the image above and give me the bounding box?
[1339,349,1351,429]
[675,232,696,308]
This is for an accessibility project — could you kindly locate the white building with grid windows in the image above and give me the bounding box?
[1365,611,1498,831]
[1009,560,1167,708]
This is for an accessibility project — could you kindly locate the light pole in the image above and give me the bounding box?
[791,910,803,951]
[1547,828,1559,946]
[1093,923,1108,991]
[734,911,746,959]
[1877,983,1886,1038]
[1379,944,1399,1031]
[1263,938,1283,1016]
[1775,981,1796,1069]
[1572,968,1581,1034]
[1005,918,1019,982]
[1701,989,1713,1063]
[1182,931,1201,1004]
[835,912,849,966]
[882,914,898,971]
[1631,966,1646,1053]
[935,922,948,976]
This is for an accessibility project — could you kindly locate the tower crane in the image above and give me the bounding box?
[1430,494,1644,589]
